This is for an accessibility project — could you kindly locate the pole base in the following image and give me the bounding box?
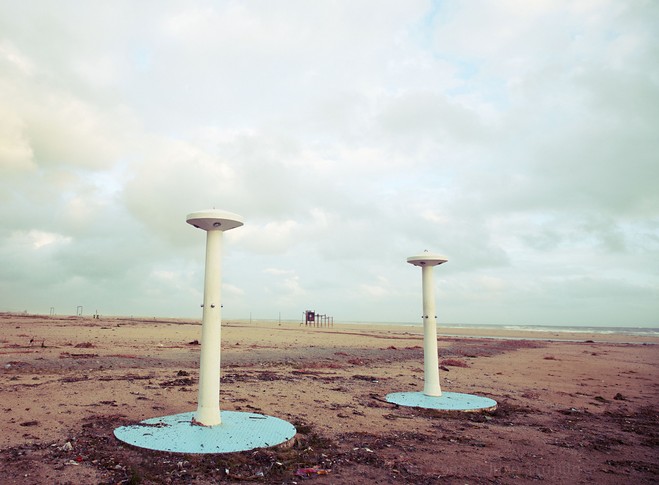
[386,391,497,412]
[114,411,296,453]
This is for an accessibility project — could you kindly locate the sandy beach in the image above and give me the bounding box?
[1,313,657,484]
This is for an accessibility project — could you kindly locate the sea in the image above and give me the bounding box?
[336,321,659,338]
[449,323,658,338]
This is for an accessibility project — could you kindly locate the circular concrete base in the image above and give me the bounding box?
[114,411,296,454]
[386,391,497,412]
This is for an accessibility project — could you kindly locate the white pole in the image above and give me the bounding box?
[195,229,223,426]
[421,265,441,396]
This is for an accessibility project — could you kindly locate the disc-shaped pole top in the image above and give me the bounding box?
[407,251,448,267]
[186,209,244,232]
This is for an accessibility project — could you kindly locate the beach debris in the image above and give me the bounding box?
[159,376,195,387]
[59,352,98,359]
[257,371,281,381]
[188,339,200,345]
[558,407,586,415]
[352,374,379,382]
[521,390,539,398]
[383,413,414,420]
[61,441,74,452]
[369,394,395,406]
[353,447,374,453]
[74,342,95,348]
[295,466,330,477]
[61,375,90,383]
[223,467,268,480]
[19,420,39,427]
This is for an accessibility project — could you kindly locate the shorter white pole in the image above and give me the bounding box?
[421,265,441,396]
[407,251,447,397]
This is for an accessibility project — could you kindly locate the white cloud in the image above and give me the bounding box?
[0,40,35,76]
[0,115,35,173]
[0,1,656,325]
[9,229,72,250]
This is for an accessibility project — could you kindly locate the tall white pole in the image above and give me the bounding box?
[186,209,243,427]
[115,209,300,454]
[195,228,223,425]
[421,265,441,396]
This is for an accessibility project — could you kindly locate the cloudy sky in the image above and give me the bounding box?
[1,1,657,327]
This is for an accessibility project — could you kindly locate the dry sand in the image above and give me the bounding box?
[1,312,657,484]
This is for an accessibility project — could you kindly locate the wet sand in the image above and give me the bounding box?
[1,313,657,484]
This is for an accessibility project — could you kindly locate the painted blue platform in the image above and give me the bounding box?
[114,411,296,453]
[386,391,497,411]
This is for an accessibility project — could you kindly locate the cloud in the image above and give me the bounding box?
[0,1,657,326]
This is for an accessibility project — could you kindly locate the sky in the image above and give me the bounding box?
[0,1,657,327]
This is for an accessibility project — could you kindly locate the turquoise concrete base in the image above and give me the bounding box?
[386,391,497,412]
[114,411,296,454]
